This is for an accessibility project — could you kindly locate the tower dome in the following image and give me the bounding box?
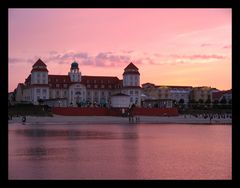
[69,61,81,82]
[71,61,79,69]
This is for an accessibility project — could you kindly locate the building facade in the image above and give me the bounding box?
[142,83,192,105]
[15,59,141,107]
[190,86,212,102]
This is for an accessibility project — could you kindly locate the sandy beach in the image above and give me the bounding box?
[8,115,232,125]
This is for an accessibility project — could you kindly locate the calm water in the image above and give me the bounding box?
[8,123,231,179]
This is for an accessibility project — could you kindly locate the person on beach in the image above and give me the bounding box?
[22,116,26,123]
[122,108,125,117]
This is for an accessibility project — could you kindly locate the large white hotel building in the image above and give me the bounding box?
[15,59,142,107]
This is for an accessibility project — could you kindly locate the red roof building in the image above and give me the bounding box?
[18,59,142,107]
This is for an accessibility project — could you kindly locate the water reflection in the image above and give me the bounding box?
[16,128,138,140]
[9,124,231,179]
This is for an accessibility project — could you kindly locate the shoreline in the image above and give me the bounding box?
[8,115,232,125]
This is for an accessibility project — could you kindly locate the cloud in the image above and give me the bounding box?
[42,50,157,67]
[223,45,231,49]
[9,57,26,64]
[9,50,162,67]
[200,43,212,47]
[170,54,226,60]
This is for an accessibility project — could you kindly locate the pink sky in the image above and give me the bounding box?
[8,8,231,92]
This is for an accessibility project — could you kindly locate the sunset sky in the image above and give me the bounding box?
[8,8,231,92]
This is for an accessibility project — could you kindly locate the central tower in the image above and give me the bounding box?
[123,62,140,87]
[68,61,81,82]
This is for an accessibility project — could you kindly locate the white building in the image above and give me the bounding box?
[110,93,130,108]
[14,59,142,107]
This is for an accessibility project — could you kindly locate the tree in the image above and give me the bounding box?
[213,100,219,109]
[189,99,196,109]
[220,96,227,104]
[178,99,185,109]
[220,96,227,109]
[198,99,204,109]
[38,99,44,105]
[205,98,212,109]
[179,98,184,104]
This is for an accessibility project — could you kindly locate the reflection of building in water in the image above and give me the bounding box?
[14,59,141,107]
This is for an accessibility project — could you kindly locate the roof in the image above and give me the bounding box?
[124,62,138,70]
[32,59,47,67]
[156,85,192,89]
[49,75,71,83]
[122,86,141,89]
[81,75,122,89]
[212,90,232,101]
[48,75,72,89]
[31,59,48,72]
[123,62,140,75]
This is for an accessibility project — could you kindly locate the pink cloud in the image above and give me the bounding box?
[170,54,226,60]
[200,43,212,47]
[223,45,231,49]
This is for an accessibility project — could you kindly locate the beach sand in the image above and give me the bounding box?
[8,115,232,125]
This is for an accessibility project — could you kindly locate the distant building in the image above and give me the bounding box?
[14,59,141,107]
[212,89,232,103]
[190,86,212,102]
[142,83,192,105]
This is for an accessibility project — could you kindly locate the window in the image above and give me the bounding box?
[101,91,105,96]
[56,84,60,88]
[42,73,46,78]
[130,90,133,95]
[135,90,139,95]
[108,85,112,89]
[64,84,67,88]
[94,80,96,83]
[42,89,47,93]
[64,91,67,96]
[87,91,90,96]
[101,85,105,88]
[87,84,91,88]
[94,85,98,88]
[36,89,40,93]
[56,79,58,82]
[37,73,40,78]
[43,79,46,84]
[130,97,133,102]
[56,90,60,96]
[37,80,40,84]
[94,91,98,96]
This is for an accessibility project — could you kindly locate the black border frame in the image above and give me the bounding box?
[2,0,239,187]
